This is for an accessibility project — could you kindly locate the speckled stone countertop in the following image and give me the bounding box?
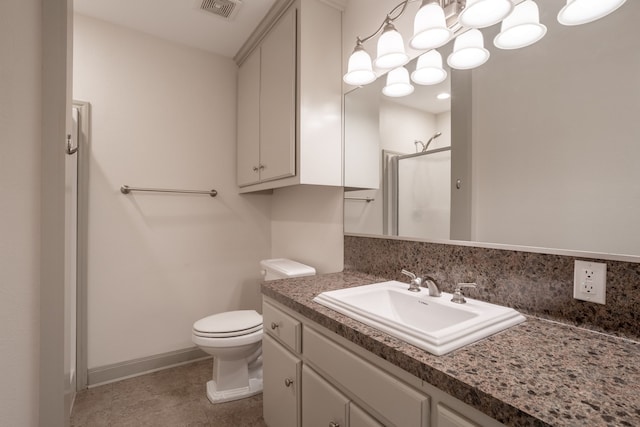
[261,271,640,427]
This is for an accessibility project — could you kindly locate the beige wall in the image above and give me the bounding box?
[0,1,42,425]
[271,186,344,274]
[74,15,272,369]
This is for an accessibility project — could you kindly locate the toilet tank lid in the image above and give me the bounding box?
[260,258,316,278]
[193,310,262,333]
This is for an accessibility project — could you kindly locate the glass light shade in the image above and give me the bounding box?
[558,0,626,26]
[410,2,453,50]
[382,67,415,97]
[343,45,376,86]
[374,23,409,70]
[437,92,451,100]
[411,50,447,85]
[458,0,514,28]
[494,0,547,50]
[447,29,490,70]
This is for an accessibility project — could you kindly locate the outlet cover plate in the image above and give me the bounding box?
[573,260,606,304]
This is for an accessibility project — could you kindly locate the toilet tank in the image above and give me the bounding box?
[260,258,316,281]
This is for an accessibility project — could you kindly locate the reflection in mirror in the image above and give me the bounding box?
[344,59,451,240]
[344,0,640,258]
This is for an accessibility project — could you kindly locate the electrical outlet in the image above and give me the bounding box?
[573,260,606,304]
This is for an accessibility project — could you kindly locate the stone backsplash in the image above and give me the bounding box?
[344,235,640,341]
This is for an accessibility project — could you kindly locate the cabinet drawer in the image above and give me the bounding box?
[263,301,301,353]
[304,327,429,427]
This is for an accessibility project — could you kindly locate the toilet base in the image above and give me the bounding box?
[206,377,263,404]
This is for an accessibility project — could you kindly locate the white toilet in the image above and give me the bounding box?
[192,258,315,404]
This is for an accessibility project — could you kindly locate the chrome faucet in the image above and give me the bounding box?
[451,283,477,304]
[401,270,441,297]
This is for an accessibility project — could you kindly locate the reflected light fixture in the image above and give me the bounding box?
[344,0,628,97]
[557,0,627,26]
[411,50,447,85]
[383,67,415,97]
[494,0,547,50]
[437,92,451,100]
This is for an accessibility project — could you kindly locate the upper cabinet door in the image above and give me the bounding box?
[259,7,296,183]
[237,47,261,187]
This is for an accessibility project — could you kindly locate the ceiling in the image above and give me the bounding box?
[73,0,277,58]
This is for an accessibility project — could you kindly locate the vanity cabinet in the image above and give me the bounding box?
[263,297,506,427]
[236,0,342,193]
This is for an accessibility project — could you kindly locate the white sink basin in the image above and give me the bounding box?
[313,281,526,355]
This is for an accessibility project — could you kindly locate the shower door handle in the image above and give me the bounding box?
[66,134,78,155]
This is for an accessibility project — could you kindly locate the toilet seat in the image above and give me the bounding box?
[192,310,263,347]
[193,323,263,339]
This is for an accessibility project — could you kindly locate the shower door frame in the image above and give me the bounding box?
[73,100,90,391]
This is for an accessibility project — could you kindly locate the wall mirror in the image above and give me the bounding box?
[343,0,640,258]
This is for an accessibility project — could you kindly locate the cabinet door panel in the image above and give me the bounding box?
[237,47,261,187]
[259,7,296,183]
[263,335,300,427]
[302,365,348,427]
[437,404,481,427]
[350,403,384,427]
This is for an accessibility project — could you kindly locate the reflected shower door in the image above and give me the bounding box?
[397,150,451,240]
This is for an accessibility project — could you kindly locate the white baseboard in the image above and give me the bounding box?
[87,347,209,387]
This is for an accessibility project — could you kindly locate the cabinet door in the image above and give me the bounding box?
[302,365,348,427]
[237,47,261,187]
[259,6,296,183]
[263,335,300,427]
[350,403,384,427]
[437,404,481,427]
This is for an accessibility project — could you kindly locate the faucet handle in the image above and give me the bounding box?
[451,283,477,304]
[401,269,422,292]
[401,269,416,280]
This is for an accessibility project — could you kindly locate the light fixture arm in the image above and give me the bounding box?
[355,0,411,45]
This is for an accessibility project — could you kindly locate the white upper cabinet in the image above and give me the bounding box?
[236,0,343,192]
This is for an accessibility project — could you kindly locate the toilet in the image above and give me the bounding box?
[192,258,315,404]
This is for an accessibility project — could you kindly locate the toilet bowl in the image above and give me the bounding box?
[192,310,264,404]
[192,258,316,404]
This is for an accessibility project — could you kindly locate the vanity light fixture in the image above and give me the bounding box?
[458,0,513,29]
[375,21,410,69]
[557,0,627,26]
[447,29,489,69]
[410,1,453,50]
[437,92,451,100]
[494,0,547,50]
[344,0,627,95]
[343,41,377,85]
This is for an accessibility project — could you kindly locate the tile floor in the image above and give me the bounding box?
[71,359,267,427]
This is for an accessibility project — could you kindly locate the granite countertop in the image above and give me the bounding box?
[261,271,640,427]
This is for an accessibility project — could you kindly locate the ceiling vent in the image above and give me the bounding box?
[199,0,242,20]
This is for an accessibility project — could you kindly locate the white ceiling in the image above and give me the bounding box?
[73,0,277,58]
